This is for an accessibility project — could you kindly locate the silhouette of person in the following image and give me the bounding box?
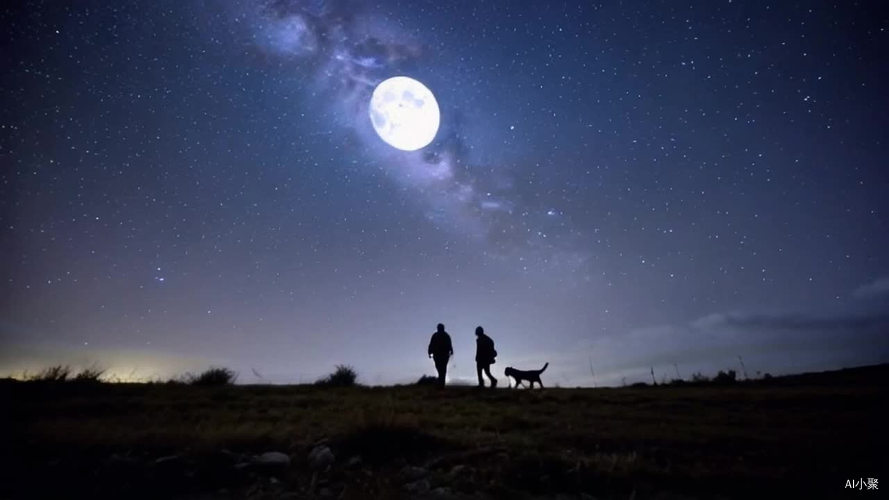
[428,323,453,387]
[475,326,498,388]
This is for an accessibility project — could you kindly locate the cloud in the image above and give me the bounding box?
[853,276,889,299]
[689,310,889,333]
[565,308,889,386]
[689,313,727,330]
[262,14,317,56]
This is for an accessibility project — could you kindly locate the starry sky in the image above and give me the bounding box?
[2,0,888,385]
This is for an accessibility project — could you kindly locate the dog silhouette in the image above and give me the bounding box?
[504,362,548,388]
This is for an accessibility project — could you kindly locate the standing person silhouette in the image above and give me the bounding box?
[428,323,453,387]
[475,326,498,388]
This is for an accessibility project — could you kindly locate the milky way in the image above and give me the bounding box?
[241,0,590,272]
[2,1,887,385]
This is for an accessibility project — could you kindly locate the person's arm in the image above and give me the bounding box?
[428,336,434,357]
[447,336,453,356]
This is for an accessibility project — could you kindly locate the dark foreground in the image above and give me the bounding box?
[2,365,887,499]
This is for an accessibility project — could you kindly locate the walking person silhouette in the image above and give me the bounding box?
[428,323,453,387]
[475,326,498,388]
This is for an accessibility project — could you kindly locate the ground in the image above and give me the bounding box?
[2,365,886,499]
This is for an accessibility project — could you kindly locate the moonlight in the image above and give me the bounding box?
[368,76,440,151]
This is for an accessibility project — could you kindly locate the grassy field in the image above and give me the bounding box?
[2,364,886,499]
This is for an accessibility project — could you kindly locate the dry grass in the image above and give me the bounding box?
[1,364,887,498]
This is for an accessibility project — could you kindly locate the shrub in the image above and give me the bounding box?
[31,365,72,382]
[416,375,439,386]
[316,364,358,387]
[690,372,710,383]
[187,367,237,386]
[713,369,737,384]
[26,365,106,383]
[73,367,105,383]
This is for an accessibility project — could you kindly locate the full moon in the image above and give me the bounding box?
[369,76,440,151]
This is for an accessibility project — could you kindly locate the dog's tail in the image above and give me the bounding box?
[540,362,549,373]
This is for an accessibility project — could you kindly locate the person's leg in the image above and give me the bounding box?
[434,358,447,387]
[484,365,498,387]
[476,363,484,387]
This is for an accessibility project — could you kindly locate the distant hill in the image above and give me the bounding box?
[754,363,889,387]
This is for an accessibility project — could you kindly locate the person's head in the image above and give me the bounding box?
[437,323,445,333]
[475,326,484,337]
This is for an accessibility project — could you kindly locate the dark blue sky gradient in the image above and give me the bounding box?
[2,1,887,384]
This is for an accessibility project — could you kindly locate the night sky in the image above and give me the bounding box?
[2,1,888,385]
